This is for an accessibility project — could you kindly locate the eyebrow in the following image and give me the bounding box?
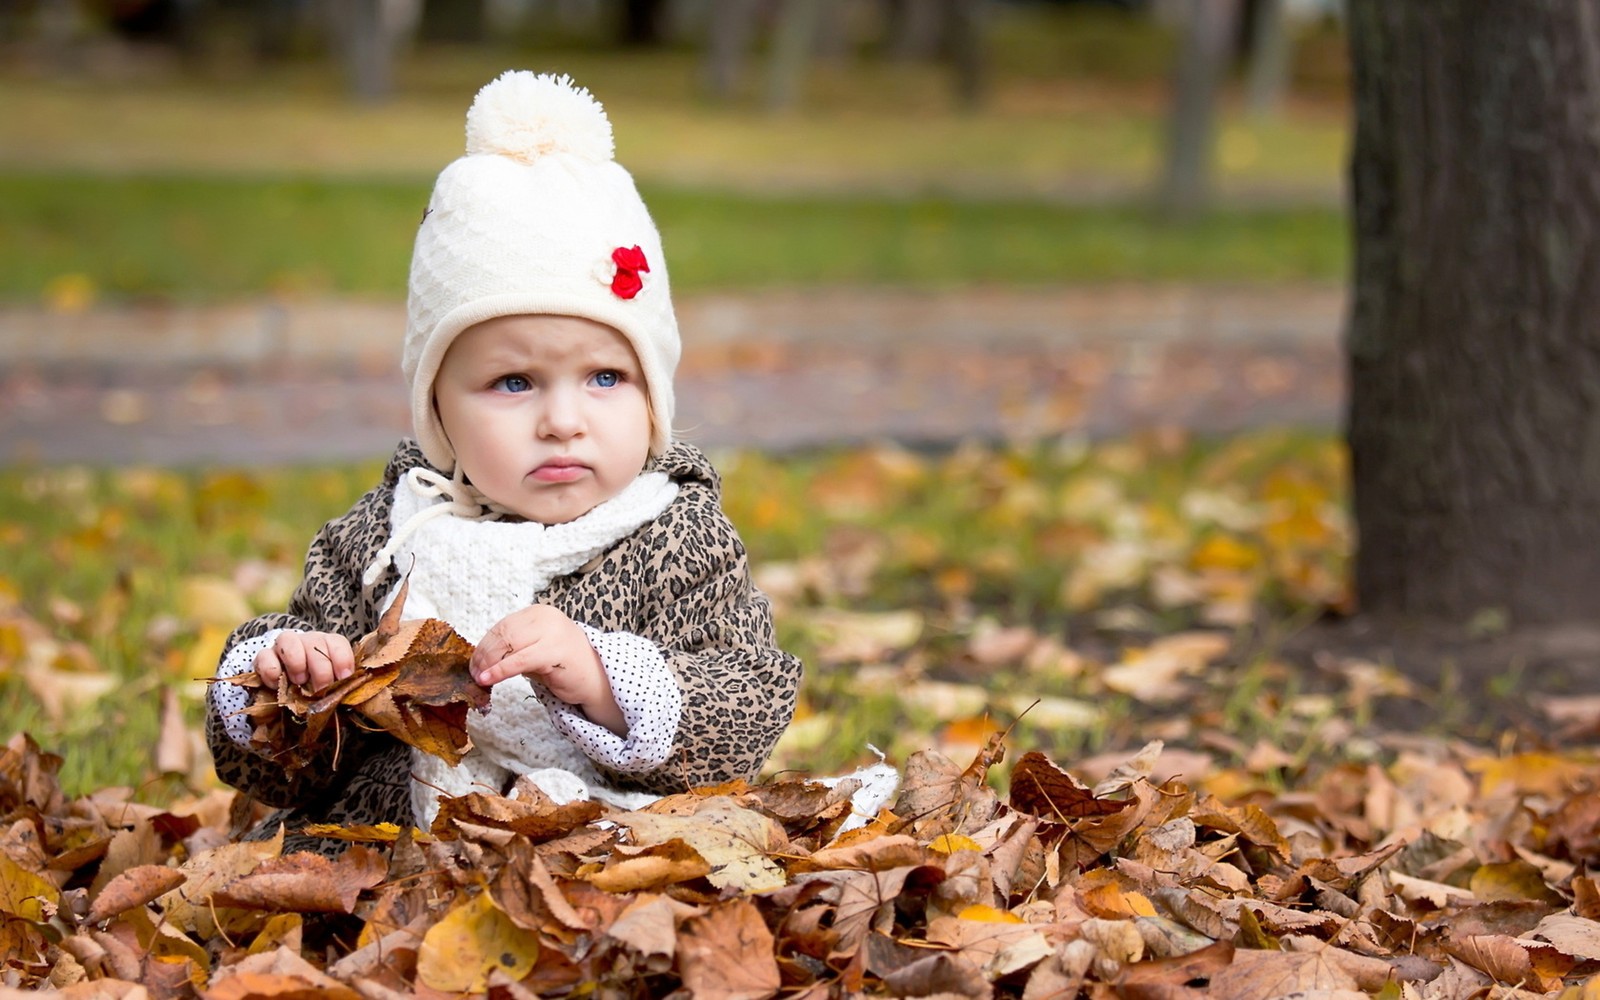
[475,344,640,372]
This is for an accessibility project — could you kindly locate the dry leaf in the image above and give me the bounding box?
[210,846,386,913]
[416,891,540,992]
[617,797,788,893]
[1207,945,1360,999]
[85,865,186,924]
[585,838,713,893]
[238,576,491,772]
[677,899,781,999]
[1009,750,1132,820]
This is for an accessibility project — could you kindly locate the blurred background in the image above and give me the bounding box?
[0,0,1366,795]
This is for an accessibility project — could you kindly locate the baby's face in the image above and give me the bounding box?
[434,314,652,524]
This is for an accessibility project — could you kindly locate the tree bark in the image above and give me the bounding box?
[1347,0,1600,624]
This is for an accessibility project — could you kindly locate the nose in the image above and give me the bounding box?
[537,383,585,440]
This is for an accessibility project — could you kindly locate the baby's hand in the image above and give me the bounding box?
[254,631,355,693]
[472,605,624,734]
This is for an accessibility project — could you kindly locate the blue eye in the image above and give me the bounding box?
[495,375,532,393]
[593,370,621,388]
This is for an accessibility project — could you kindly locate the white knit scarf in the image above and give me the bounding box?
[364,466,678,643]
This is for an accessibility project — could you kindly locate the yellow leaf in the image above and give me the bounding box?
[178,576,253,627]
[184,626,232,685]
[1126,891,1157,917]
[1190,535,1261,573]
[417,891,539,993]
[930,834,983,855]
[44,273,96,313]
[958,903,1024,924]
[900,680,989,721]
[1468,753,1589,799]
[1470,861,1563,904]
[0,853,61,921]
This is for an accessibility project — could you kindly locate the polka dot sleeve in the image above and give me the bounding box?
[534,624,681,773]
[209,628,286,746]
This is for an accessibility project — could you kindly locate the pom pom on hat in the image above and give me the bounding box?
[465,71,615,165]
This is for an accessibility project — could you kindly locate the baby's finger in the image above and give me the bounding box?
[275,636,312,686]
[475,647,556,687]
[305,642,340,692]
[327,638,357,681]
[471,627,533,674]
[252,648,284,687]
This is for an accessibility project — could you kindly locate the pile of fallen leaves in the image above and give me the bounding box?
[6,727,1600,998]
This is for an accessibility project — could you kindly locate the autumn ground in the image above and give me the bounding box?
[7,20,1600,997]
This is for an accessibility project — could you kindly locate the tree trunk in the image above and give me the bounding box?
[619,0,666,46]
[703,0,763,100]
[1157,0,1240,219]
[767,0,824,112]
[1244,0,1291,117]
[331,0,392,103]
[1347,0,1600,624]
[944,0,987,111]
[886,0,942,61]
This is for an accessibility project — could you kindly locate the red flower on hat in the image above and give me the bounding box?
[610,245,650,300]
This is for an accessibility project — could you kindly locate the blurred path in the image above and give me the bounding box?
[0,285,1344,466]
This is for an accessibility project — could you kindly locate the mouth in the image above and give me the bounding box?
[531,458,590,483]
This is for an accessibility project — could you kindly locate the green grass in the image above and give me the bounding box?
[1,171,1347,302]
[0,430,1356,798]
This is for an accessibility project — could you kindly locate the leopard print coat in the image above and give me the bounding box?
[206,439,801,852]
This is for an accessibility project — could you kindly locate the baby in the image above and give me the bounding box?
[206,72,802,851]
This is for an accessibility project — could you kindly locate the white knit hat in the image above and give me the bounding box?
[404,71,679,470]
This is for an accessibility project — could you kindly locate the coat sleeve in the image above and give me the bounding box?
[205,476,402,808]
[597,496,802,795]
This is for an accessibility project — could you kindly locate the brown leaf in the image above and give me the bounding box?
[369,566,411,653]
[895,743,1001,838]
[789,834,927,874]
[585,839,712,893]
[1528,912,1600,962]
[677,899,780,1000]
[926,912,1052,977]
[153,687,191,778]
[1115,938,1235,989]
[245,612,489,773]
[606,892,701,958]
[209,846,387,914]
[1574,875,1600,919]
[1188,796,1291,864]
[1009,750,1132,820]
[432,790,601,842]
[882,952,991,999]
[209,946,364,1000]
[85,865,186,924]
[810,865,935,957]
[1207,946,1360,1000]
[1443,932,1575,993]
[492,844,591,934]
